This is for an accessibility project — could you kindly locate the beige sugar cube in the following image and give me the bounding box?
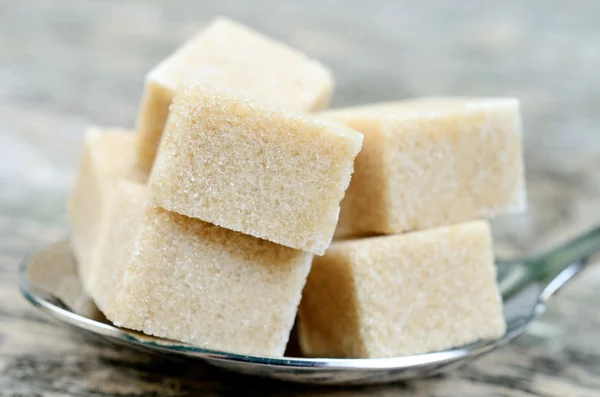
[136,17,334,172]
[148,83,363,255]
[67,129,147,293]
[88,180,146,315]
[90,180,313,356]
[298,220,505,358]
[322,98,526,238]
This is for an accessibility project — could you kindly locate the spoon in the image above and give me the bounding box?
[18,227,600,386]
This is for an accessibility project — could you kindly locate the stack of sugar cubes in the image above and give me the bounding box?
[67,17,525,358]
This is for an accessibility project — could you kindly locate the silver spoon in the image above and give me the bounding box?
[19,228,600,386]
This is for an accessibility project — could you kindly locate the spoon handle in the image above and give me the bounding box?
[499,225,600,300]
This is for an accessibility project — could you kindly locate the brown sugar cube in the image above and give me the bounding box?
[87,180,146,315]
[148,83,363,255]
[66,129,147,293]
[322,98,526,238]
[89,180,313,356]
[136,17,334,172]
[298,220,506,358]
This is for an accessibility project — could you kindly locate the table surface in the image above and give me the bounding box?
[2,1,600,396]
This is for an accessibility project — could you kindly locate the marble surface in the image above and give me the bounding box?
[1,0,600,395]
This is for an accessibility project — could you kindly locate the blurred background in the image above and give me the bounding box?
[2,0,599,259]
[1,1,600,395]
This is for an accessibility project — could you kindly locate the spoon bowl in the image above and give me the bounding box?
[18,227,600,385]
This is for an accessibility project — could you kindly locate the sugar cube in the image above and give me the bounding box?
[322,98,526,238]
[67,129,147,293]
[136,17,333,172]
[89,183,313,356]
[298,220,506,358]
[149,83,363,255]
